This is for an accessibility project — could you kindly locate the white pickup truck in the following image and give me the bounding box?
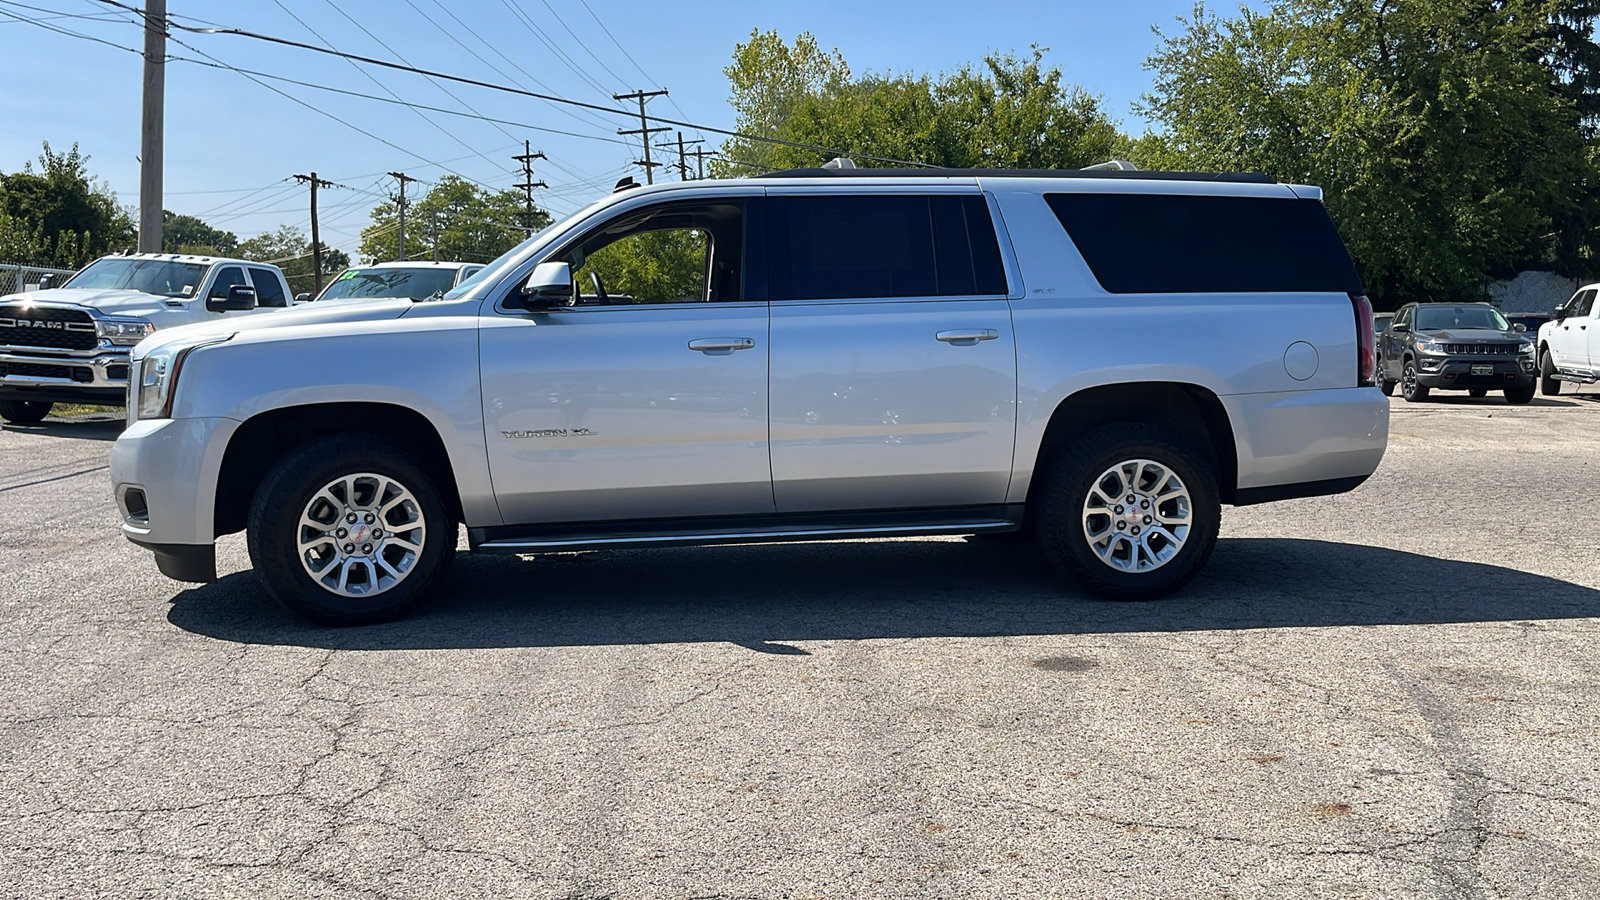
[0,253,294,423]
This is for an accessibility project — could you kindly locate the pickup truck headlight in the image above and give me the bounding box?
[135,335,230,421]
[1416,339,1447,355]
[97,318,155,346]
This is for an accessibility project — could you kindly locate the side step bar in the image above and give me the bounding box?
[1553,369,1599,383]
[475,518,1020,554]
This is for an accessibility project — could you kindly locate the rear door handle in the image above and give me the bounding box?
[688,337,756,354]
[936,329,999,346]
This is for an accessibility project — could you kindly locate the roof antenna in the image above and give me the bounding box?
[821,157,857,170]
[613,175,641,193]
[1079,159,1140,171]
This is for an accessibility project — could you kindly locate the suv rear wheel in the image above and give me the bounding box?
[247,434,454,625]
[0,399,52,424]
[1400,361,1430,402]
[1035,424,1220,601]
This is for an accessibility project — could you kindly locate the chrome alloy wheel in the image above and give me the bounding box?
[1080,458,1192,573]
[296,473,426,597]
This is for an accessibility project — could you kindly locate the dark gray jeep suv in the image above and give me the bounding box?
[1376,302,1537,403]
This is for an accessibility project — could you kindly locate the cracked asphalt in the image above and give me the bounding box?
[3,393,1600,899]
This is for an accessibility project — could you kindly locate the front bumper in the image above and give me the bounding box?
[0,345,130,403]
[111,416,240,580]
[1413,356,1535,388]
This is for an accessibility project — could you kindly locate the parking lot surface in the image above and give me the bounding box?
[3,394,1599,899]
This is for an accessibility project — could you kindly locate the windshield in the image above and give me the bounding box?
[442,191,622,301]
[1414,305,1509,331]
[65,257,208,298]
[316,267,458,302]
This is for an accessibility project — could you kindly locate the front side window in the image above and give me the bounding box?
[1394,306,1412,329]
[557,201,745,304]
[66,257,207,298]
[1569,289,1597,318]
[209,266,249,301]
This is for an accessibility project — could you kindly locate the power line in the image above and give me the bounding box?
[574,0,702,143]
[616,88,670,184]
[88,0,938,168]
[493,0,614,101]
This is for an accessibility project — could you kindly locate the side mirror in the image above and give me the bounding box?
[38,273,55,290]
[208,285,256,312]
[294,293,311,303]
[1555,306,1569,321]
[1512,322,1527,333]
[512,261,575,310]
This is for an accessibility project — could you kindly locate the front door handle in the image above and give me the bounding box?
[936,329,999,346]
[688,337,756,355]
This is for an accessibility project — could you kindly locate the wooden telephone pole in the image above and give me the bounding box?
[615,89,669,184]
[293,172,336,294]
[388,172,419,261]
[137,0,166,252]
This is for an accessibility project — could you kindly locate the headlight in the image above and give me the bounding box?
[134,335,230,421]
[97,318,155,346]
[1416,339,1446,354]
[1519,340,1536,355]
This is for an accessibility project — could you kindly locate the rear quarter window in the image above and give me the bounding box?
[1044,193,1363,295]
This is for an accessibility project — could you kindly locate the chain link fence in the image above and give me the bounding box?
[0,262,79,298]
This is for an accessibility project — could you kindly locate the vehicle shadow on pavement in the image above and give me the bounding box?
[166,537,1600,651]
[1,416,123,442]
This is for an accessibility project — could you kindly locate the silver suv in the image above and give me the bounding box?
[110,167,1390,625]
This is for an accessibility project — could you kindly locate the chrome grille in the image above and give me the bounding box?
[1441,343,1520,356]
[0,305,97,351]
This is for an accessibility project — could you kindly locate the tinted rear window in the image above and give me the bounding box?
[1045,193,1363,295]
[768,195,1008,300]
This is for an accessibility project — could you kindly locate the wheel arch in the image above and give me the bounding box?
[213,402,463,538]
[1025,381,1237,507]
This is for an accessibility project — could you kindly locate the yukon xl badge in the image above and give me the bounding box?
[503,428,596,439]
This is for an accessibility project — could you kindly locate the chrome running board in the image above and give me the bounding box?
[474,518,1018,554]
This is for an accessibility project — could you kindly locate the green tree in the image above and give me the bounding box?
[578,230,707,303]
[237,224,349,296]
[162,210,236,256]
[359,176,544,264]
[1138,0,1596,306]
[714,32,1131,174]
[0,142,134,266]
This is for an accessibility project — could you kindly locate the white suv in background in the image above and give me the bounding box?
[111,165,1389,625]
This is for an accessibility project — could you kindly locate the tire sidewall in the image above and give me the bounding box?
[1036,425,1221,601]
[249,436,452,625]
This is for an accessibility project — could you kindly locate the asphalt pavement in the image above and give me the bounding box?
[2,393,1599,899]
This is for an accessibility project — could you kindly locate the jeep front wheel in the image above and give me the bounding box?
[1401,362,1429,402]
[1035,424,1220,601]
[0,399,52,424]
[247,434,453,625]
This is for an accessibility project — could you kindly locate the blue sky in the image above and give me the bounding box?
[0,0,1213,259]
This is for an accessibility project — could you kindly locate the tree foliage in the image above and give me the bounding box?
[162,210,236,256]
[0,142,134,266]
[359,175,546,264]
[237,224,349,296]
[577,230,707,303]
[1138,0,1600,306]
[714,31,1131,174]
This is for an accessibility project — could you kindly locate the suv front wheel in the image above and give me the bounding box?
[1400,361,1430,402]
[1035,424,1220,601]
[247,434,454,625]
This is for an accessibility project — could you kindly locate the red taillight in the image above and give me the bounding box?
[1352,294,1375,386]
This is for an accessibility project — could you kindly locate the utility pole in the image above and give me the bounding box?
[614,88,669,184]
[293,172,336,294]
[138,0,166,253]
[690,146,720,181]
[428,212,440,262]
[511,141,547,231]
[388,172,419,262]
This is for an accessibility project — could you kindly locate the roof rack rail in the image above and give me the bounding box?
[1079,159,1140,172]
[761,166,1275,184]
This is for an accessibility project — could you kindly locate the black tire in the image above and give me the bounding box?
[1034,423,1220,601]
[1540,349,1562,396]
[1377,365,1396,396]
[1469,388,1488,398]
[0,399,52,424]
[247,433,455,625]
[1400,361,1430,402]
[1504,382,1536,405]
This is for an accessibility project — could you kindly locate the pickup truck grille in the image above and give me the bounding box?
[0,305,98,351]
[1441,342,1520,356]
